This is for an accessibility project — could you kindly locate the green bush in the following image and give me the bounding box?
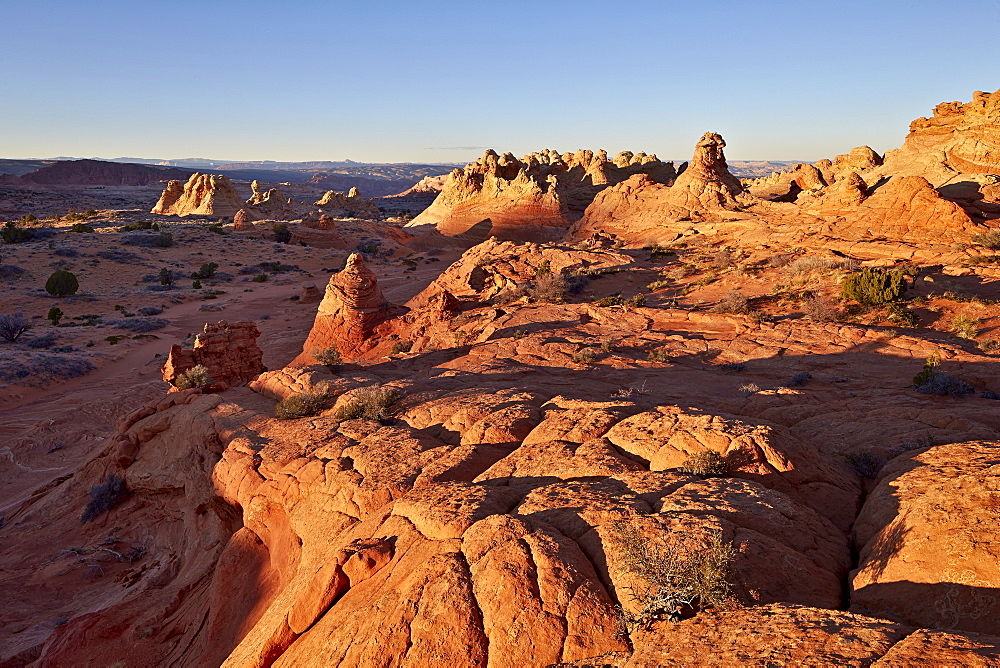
[70,223,95,233]
[334,386,401,421]
[252,273,268,283]
[275,382,333,419]
[679,451,728,477]
[191,262,218,279]
[840,267,906,305]
[313,346,341,367]
[272,222,291,243]
[392,340,413,354]
[173,364,212,389]
[45,270,79,297]
[1,221,34,243]
[970,231,1000,250]
[571,347,597,364]
[951,314,980,339]
[159,268,174,286]
[47,307,63,326]
[155,231,173,248]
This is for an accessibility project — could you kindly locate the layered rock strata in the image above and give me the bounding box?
[162,320,266,389]
[151,172,244,217]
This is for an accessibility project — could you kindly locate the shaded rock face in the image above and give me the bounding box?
[405,147,676,242]
[837,175,984,242]
[21,159,193,186]
[293,253,398,363]
[162,321,266,389]
[385,174,448,199]
[232,208,254,230]
[151,172,244,217]
[850,441,1000,635]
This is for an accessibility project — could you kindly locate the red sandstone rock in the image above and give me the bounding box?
[162,320,266,389]
[151,172,244,217]
[233,208,254,230]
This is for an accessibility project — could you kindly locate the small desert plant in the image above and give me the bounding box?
[613,522,736,627]
[191,262,218,280]
[173,364,212,389]
[272,223,292,243]
[912,351,972,396]
[625,293,647,307]
[275,382,334,419]
[47,307,63,326]
[392,340,413,354]
[45,270,79,297]
[846,450,884,479]
[840,267,906,305]
[1,221,34,243]
[711,290,749,314]
[950,314,980,339]
[158,267,174,286]
[492,284,529,305]
[802,295,838,322]
[334,385,402,421]
[313,346,342,367]
[192,279,202,289]
[572,347,597,364]
[789,371,812,386]
[970,230,1000,249]
[679,451,728,477]
[535,259,551,277]
[886,303,919,327]
[155,231,173,248]
[530,273,569,303]
[80,474,128,522]
[977,339,1000,353]
[252,273,269,282]
[594,293,625,307]
[646,243,673,260]
[70,223,95,233]
[0,312,31,342]
[600,339,616,353]
[647,348,672,363]
[718,361,745,373]
[647,280,671,291]
[738,383,761,397]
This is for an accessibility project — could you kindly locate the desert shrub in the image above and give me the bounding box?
[138,306,162,316]
[565,273,590,294]
[711,290,749,314]
[356,240,380,254]
[789,371,812,386]
[802,295,838,321]
[155,231,173,248]
[738,383,761,397]
[0,352,95,382]
[647,348,672,363]
[679,451,728,477]
[26,333,57,349]
[273,223,291,243]
[158,268,174,286]
[80,474,127,523]
[950,314,980,339]
[122,232,164,247]
[981,390,1000,400]
[192,279,202,289]
[713,249,734,269]
[108,317,168,332]
[0,264,26,280]
[970,230,1000,249]
[191,262,218,279]
[600,339,616,353]
[45,270,79,297]
[32,227,57,240]
[275,382,334,419]
[207,222,226,235]
[252,273,268,283]
[571,347,597,364]
[535,259,551,277]
[840,267,906,305]
[0,312,31,342]
[118,221,155,232]
[96,249,141,264]
[492,284,529,305]
[70,223,95,233]
[718,361,745,373]
[886,303,919,327]
[977,339,1000,353]
[530,273,568,303]
[646,244,673,260]
[647,280,671,291]
[625,294,647,307]
[1,221,34,243]
[786,256,858,275]
[916,372,973,397]
[313,346,342,367]
[594,293,625,307]
[53,246,78,257]
[613,522,735,626]
[334,386,402,422]
[173,364,212,389]
[392,340,413,354]
[47,307,63,325]
[847,451,884,479]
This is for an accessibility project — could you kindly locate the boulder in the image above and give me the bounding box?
[161,320,266,389]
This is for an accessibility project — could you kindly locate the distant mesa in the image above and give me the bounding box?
[20,158,193,186]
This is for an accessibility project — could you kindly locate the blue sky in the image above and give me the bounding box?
[1,0,997,164]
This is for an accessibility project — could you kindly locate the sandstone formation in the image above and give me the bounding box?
[293,253,400,363]
[314,188,379,218]
[245,180,303,220]
[385,173,449,200]
[232,208,254,230]
[151,172,245,217]
[405,148,676,242]
[850,441,1000,635]
[162,320,266,389]
[835,175,984,242]
[569,133,758,243]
